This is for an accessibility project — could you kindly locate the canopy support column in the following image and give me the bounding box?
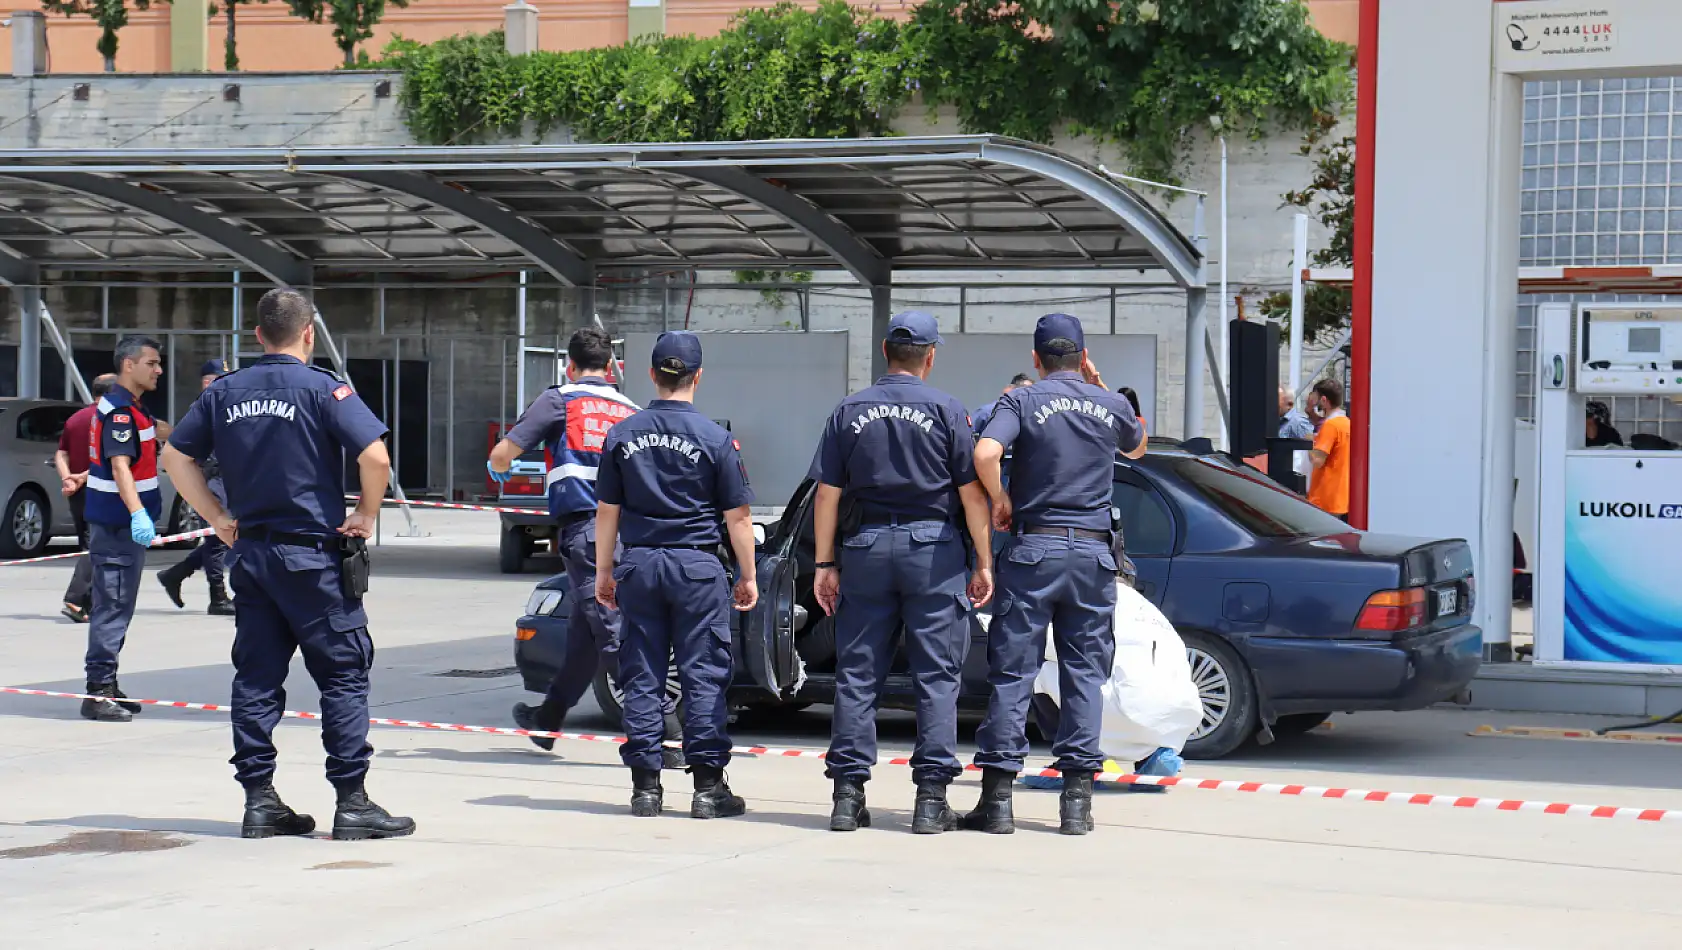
[15,285,41,398]
[576,277,596,331]
[869,283,892,381]
[1184,288,1208,440]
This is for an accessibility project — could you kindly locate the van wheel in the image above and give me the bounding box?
[499,527,531,574]
[1,487,49,558]
[1180,630,1258,760]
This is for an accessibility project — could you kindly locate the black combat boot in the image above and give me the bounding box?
[79,682,132,723]
[108,680,142,714]
[207,586,236,617]
[911,781,958,835]
[959,766,1015,834]
[689,765,746,820]
[511,701,562,752]
[241,783,316,839]
[1059,770,1096,836]
[630,767,664,818]
[157,565,188,609]
[828,778,869,832]
[331,781,416,841]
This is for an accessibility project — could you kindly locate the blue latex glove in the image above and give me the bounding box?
[130,509,157,547]
[487,459,512,484]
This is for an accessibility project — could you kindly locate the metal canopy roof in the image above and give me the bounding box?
[0,136,1203,290]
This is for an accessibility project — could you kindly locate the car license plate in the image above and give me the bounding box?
[1436,587,1458,616]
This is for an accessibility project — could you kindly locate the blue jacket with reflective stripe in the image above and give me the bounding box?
[503,378,640,520]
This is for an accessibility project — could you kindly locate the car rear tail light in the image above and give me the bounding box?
[1354,588,1426,635]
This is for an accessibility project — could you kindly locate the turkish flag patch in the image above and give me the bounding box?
[333,385,353,401]
[732,439,741,451]
[112,413,130,424]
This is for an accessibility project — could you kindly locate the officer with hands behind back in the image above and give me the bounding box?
[964,313,1146,836]
[594,331,759,819]
[161,289,415,842]
[811,310,994,835]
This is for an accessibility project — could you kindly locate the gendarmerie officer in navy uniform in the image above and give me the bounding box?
[811,310,995,834]
[80,335,168,723]
[162,289,415,841]
[158,359,236,617]
[964,313,1146,836]
[594,331,759,819]
[488,327,684,767]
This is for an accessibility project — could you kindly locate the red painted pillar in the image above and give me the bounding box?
[1349,0,1379,530]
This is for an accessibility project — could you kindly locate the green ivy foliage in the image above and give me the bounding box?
[378,0,1352,184]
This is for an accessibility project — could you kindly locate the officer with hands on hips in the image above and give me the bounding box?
[594,331,759,819]
[80,335,168,723]
[158,359,237,617]
[811,310,994,834]
[487,327,685,767]
[963,313,1146,836]
[161,288,415,841]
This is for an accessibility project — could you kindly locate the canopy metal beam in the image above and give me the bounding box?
[675,166,890,288]
[0,172,312,287]
[326,168,594,287]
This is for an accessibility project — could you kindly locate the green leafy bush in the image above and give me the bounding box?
[378,0,1351,184]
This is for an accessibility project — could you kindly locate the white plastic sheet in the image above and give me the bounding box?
[1031,582,1204,764]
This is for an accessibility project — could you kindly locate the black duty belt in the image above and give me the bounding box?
[1020,525,1109,542]
[239,526,335,550]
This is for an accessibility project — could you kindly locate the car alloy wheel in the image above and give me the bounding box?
[604,657,683,713]
[12,495,44,552]
[1186,645,1232,742]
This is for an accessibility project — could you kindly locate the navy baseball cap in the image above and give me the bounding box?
[885,310,944,346]
[651,331,703,376]
[1034,313,1085,356]
[199,358,228,377]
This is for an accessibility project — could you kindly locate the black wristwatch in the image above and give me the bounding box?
[815,561,837,569]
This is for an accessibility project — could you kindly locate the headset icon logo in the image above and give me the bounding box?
[1507,23,1541,52]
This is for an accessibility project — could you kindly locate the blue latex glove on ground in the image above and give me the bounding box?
[487,460,512,484]
[130,509,157,547]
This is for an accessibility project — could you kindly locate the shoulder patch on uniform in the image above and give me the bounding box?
[333,385,353,401]
[111,413,130,424]
[732,439,741,451]
[112,428,131,442]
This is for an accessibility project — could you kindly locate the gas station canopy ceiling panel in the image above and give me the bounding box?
[0,136,1202,288]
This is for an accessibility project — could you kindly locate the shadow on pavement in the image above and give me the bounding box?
[379,747,617,769]
[24,814,244,839]
[468,794,828,830]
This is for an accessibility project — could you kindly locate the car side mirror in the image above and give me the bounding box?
[753,523,767,546]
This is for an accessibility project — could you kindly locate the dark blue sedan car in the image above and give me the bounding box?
[515,442,1482,758]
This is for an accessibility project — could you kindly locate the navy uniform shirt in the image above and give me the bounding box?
[168,355,389,537]
[816,374,976,523]
[979,371,1144,531]
[86,389,162,525]
[597,400,754,547]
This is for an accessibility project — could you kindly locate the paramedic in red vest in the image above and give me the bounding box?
[81,335,169,723]
[487,327,683,766]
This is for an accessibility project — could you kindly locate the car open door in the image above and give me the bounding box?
[734,481,813,701]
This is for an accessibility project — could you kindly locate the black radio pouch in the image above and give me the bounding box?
[838,493,864,539]
[1110,512,1139,589]
[339,536,372,600]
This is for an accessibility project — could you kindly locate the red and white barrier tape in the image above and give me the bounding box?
[3,686,1677,824]
[0,527,217,567]
[351,496,537,516]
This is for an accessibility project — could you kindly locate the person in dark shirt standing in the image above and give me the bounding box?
[158,359,236,616]
[811,311,995,834]
[595,331,759,819]
[53,374,117,624]
[972,373,1033,434]
[163,289,413,841]
[965,313,1147,836]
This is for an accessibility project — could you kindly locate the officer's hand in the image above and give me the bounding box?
[1081,356,1106,389]
[991,496,1013,532]
[338,512,376,538]
[487,459,512,484]
[596,573,617,609]
[968,566,994,608]
[129,510,157,547]
[732,575,759,612]
[60,476,79,497]
[814,566,840,616]
[212,514,238,548]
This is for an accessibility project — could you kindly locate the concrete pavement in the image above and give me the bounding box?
[3,510,1681,949]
